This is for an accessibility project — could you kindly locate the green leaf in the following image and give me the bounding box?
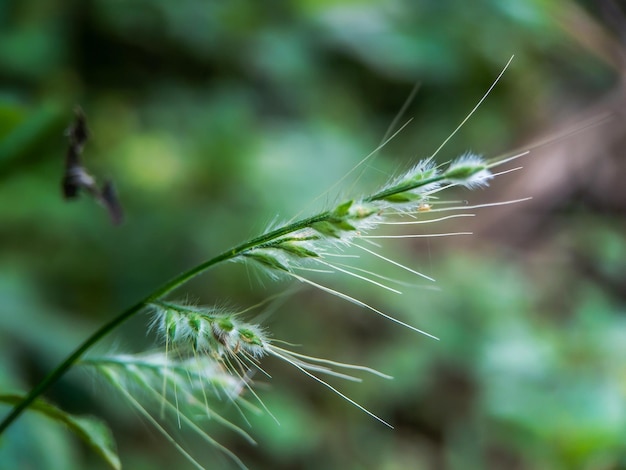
[0,394,120,470]
[311,220,342,238]
[333,220,356,231]
[244,251,289,271]
[333,200,353,217]
[277,242,319,258]
[381,192,421,203]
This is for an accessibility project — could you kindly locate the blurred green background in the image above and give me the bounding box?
[1,0,625,468]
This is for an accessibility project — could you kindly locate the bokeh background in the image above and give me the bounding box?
[1,0,625,469]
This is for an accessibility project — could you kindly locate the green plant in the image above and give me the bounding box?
[0,58,529,469]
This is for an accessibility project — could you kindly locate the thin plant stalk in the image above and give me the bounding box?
[0,58,520,436]
[0,213,332,434]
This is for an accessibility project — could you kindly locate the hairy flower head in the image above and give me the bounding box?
[150,301,269,359]
[443,152,492,188]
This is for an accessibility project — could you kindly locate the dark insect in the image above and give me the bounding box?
[62,107,124,225]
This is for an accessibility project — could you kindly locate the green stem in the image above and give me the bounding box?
[0,211,331,435]
[0,170,451,433]
[365,175,445,202]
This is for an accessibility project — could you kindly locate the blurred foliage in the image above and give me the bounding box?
[1,0,625,469]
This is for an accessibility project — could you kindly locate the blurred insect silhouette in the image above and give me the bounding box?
[62,107,123,225]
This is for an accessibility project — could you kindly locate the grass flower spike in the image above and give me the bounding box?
[151,301,269,359]
[84,353,256,470]
[0,57,533,470]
